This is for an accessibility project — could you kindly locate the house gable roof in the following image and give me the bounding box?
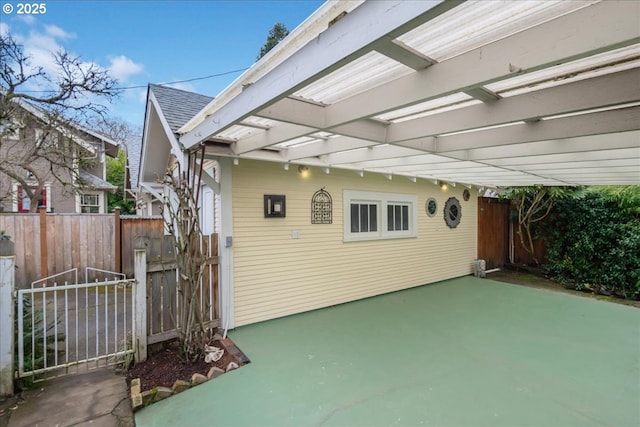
[148,84,214,134]
[3,95,120,157]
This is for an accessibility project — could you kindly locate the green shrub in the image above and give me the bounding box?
[14,297,63,390]
[544,191,640,299]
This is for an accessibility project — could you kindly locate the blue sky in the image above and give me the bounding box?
[1,0,325,128]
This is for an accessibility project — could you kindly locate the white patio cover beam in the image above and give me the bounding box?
[399,105,640,154]
[372,37,436,70]
[325,1,639,128]
[388,69,640,143]
[447,131,640,162]
[181,0,456,148]
[226,1,639,155]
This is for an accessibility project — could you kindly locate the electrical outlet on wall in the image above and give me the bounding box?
[291,230,300,239]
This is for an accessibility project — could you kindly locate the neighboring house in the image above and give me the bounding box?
[137,1,640,331]
[0,98,118,213]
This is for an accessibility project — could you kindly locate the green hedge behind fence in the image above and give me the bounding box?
[544,191,640,299]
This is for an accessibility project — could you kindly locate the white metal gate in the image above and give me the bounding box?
[16,268,137,380]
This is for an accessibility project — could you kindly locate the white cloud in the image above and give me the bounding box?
[0,22,9,36]
[16,15,35,25]
[44,25,76,40]
[108,55,144,82]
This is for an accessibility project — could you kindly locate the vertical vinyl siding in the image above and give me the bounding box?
[232,160,477,326]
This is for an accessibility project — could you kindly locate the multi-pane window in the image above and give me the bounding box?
[350,203,378,233]
[80,193,100,213]
[387,203,410,231]
[344,191,417,241]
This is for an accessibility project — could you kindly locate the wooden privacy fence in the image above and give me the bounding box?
[0,210,165,286]
[477,197,547,267]
[139,234,219,345]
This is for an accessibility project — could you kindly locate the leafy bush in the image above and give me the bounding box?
[544,190,640,299]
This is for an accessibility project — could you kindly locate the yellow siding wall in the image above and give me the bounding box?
[232,160,477,326]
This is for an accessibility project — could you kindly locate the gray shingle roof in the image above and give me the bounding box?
[126,136,142,190]
[80,171,117,192]
[149,84,214,133]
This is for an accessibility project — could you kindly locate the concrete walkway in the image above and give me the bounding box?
[2,368,133,427]
[135,277,640,427]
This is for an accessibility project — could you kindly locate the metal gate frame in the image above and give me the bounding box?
[16,269,137,380]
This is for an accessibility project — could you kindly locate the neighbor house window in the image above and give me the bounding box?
[79,193,101,213]
[343,190,417,241]
[34,128,58,149]
[13,183,50,212]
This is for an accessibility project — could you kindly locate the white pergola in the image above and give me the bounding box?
[179,0,640,188]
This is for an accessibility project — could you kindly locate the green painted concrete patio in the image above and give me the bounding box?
[136,277,640,427]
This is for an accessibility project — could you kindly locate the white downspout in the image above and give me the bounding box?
[218,157,234,338]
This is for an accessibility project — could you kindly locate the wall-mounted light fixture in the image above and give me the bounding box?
[358,170,364,178]
[298,165,310,178]
[439,181,448,190]
[283,163,290,171]
[233,158,240,166]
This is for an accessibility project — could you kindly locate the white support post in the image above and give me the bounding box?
[134,249,147,363]
[0,255,15,396]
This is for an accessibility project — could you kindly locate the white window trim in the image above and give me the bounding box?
[343,190,417,242]
[77,191,104,213]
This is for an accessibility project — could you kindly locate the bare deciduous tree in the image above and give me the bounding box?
[0,33,119,211]
[160,151,211,361]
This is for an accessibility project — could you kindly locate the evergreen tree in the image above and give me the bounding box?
[257,22,290,60]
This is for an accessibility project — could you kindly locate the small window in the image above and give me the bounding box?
[387,203,409,231]
[80,193,100,213]
[16,185,48,212]
[34,128,58,149]
[425,198,438,217]
[343,190,416,242]
[350,203,378,233]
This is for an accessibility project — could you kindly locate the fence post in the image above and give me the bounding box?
[39,207,48,280]
[0,249,16,396]
[114,208,121,273]
[134,249,147,363]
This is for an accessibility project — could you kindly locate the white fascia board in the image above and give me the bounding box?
[388,69,640,142]
[181,0,454,149]
[325,1,640,128]
[138,96,154,189]
[148,90,184,164]
[179,1,365,134]
[399,106,640,154]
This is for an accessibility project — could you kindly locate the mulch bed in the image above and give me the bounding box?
[126,339,239,392]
